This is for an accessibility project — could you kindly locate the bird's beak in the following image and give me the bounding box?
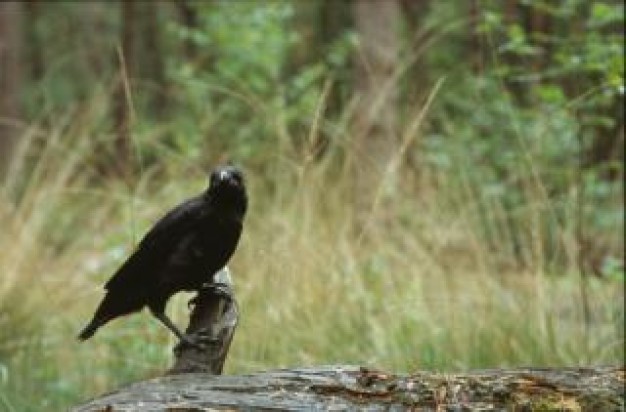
[219,170,229,180]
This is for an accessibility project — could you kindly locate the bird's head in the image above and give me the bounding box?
[207,165,247,216]
[210,165,245,190]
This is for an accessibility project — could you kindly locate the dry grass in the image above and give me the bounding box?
[0,94,622,411]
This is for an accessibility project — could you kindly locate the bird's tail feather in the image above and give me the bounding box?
[77,319,101,341]
[78,290,145,341]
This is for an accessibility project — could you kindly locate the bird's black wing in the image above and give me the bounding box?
[104,195,207,290]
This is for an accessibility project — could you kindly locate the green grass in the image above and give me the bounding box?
[0,96,623,411]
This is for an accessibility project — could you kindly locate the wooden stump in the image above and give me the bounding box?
[168,268,239,375]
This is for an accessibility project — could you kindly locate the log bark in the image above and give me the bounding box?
[73,365,623,411]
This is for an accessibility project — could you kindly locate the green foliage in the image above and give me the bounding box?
[167,1,316,161]
[481,0,623,115]
[421,0,623,269]
[21,3,119,117]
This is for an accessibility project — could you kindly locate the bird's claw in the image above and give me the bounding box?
[201,282,232,298]
[174,330,219,352]
[175,334,208,352]
[188,283,233,309]
[196,329,220,344]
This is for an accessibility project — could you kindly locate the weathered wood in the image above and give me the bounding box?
[168,268,239,375]
[73,365,623,411]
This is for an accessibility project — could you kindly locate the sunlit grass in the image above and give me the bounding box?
[0,93,623,411]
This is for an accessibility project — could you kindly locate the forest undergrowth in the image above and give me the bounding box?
[0,87,623,411]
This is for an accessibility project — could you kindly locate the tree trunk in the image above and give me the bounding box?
[141,2,167,117]
[469,0,484,75]
[175,0,199,61]
[351,0,400,232]
[24,0,44,82]
[0,1,23,176]
[73,365,624,411]
[401,0,431,105]
[585,97,625,181]
[318,0,352,118]
[529,2,552,73]
[83,2,107,80]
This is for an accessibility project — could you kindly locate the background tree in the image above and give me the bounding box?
[0,1,23,175]
[351,0,401,229]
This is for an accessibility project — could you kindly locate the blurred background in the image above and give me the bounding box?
[0,0,623,409]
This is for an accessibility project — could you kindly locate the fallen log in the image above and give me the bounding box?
[73,365,623,411]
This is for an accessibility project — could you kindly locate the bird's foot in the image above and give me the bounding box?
[187,282,233,309]
[201,282,232,298]
[179,334,206,351]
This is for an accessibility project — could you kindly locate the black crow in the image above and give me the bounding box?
[78,165,247,346]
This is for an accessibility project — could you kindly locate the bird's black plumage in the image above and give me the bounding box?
[78,165,247,344]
